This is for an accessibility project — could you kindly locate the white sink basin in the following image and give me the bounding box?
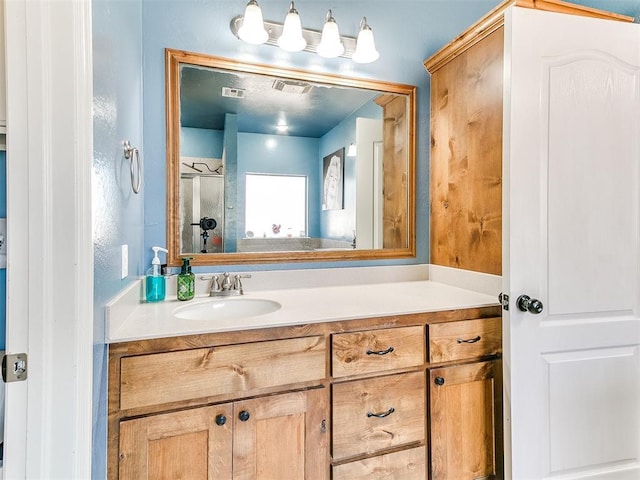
[173,297,281,321]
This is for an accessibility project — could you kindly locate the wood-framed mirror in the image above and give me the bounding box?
[166,48,416,266]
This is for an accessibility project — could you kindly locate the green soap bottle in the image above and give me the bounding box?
[177,257,195,301]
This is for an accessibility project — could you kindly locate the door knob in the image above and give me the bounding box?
[517,295,543,314]
[238,410,250,422]
[215,414,227,426]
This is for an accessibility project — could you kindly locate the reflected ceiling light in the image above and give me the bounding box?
[237,0,269,45]
[347,142,357,157]
[352,17,379,64]
[316,10,344,58]
[230,6,378,63]
[277,2,307,52]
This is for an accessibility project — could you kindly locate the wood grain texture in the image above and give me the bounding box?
[429,29,504,275]
[233,388,329,480]
[118,404,233,480]
[429,361,501,480]
[376,94,410,249]
[332,446,426,480]
[332,325,425,378]
[332,371,425,461]
[429,317,502,363]
[119,335,326,410]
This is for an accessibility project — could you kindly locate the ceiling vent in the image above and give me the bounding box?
[272,79,313,94]
[221,87,246,98]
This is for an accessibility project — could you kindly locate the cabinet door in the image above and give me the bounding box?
[429,360,502,480]
[233,388,329,480]
[119,404,233,480]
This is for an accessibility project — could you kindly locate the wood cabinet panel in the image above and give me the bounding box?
[375,94,410,249]
[429,360,502,480]
[332,446,426,480]
[119,336,326,410]
[429,317,501,363]
[119,404,233,480]
[332,371,425,461]
[332,325,424,378]
[429,28,504,275]
[233,388,329,480]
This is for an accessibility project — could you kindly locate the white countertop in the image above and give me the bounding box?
[106,265,500,343]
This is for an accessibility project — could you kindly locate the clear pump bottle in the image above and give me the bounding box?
[177,257,195,301]
[146,246,168,302]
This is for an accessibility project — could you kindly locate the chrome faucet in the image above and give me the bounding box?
[209,272,251,296]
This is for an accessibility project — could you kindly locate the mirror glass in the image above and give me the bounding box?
[166,49,416,265]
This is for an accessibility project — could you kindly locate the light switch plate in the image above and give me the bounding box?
[121,244,128,279]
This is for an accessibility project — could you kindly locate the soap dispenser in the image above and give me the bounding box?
[146,246,168,302]
[177,257,195,301]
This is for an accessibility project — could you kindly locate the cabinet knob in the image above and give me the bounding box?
[215,414,227,426]
[434,376,445,386]
[238,410,250,422]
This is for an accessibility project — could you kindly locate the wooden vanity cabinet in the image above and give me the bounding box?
[108,306,501,480]
[119,388,327,480]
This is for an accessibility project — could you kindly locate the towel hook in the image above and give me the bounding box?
[123,140,141,194]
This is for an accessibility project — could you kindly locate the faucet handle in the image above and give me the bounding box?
[211,275,221,292]
[233,274,252,294]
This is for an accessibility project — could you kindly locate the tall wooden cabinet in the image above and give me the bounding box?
[425,0,632,276]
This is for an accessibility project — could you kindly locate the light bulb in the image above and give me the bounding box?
[352,17,379,64]
[238,0,268,45]
[316,10,344,58]
[277,2,306,52]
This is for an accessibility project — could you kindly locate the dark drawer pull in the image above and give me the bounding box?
[367,407,395,418]
[457,335,481,344]
[366,346,395,356]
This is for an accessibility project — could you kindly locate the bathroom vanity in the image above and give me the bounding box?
[107,275,502,480]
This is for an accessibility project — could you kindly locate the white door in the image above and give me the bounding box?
[503,7,640,480]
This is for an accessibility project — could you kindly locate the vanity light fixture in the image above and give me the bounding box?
[230,2,378,63]
[352,17,380,64]
[277,2,306,52]
[316,10,344,58]
[237,0,269,45]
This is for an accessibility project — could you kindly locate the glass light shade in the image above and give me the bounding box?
[352,18,379,64]
[347,143,357,156]
[277,4,306,52]
[238,0,268,45]
[316,12,344,58]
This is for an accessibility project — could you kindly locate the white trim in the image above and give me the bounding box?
[4,0,93,477]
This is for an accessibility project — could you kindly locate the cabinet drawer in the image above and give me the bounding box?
[332,446,426,480]
[332,372,425,461]
[119,336,326,410]
[332,326,424,378]
[429,317,501,363]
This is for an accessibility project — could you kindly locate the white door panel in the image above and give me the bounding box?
[504,7,640,479]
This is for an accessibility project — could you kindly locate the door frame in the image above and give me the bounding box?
[3,0,93,477]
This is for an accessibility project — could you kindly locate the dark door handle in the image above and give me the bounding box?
[517,295,543,314]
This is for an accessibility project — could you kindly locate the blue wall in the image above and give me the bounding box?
[181,126,224,158]
[92,0,144,478]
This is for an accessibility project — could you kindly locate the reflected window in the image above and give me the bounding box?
[245,174,307,238]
